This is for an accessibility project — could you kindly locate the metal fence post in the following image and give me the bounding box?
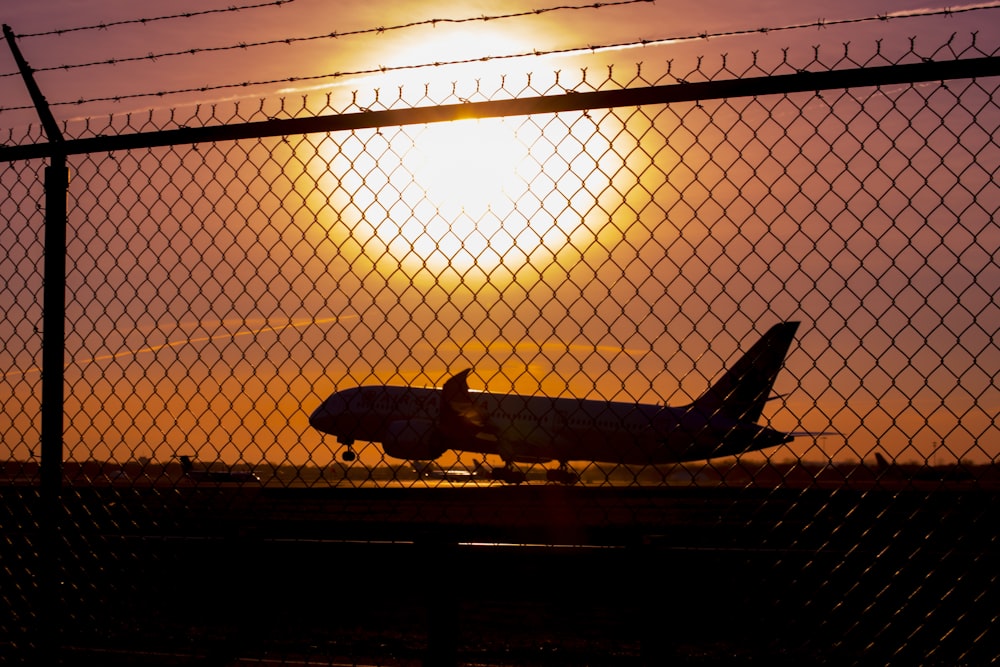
[35,154,68,665]
[40,157,67,500]
[2,26,67,487]
[4,24,68,663]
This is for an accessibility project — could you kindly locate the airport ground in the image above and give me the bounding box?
[5,454,1000,490]
[2,464,998,665]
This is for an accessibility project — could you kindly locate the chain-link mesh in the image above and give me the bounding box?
[2,36,998,665]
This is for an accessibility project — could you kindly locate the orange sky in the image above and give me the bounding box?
[1,1,998,469]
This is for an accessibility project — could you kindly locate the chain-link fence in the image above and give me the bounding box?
[1,35,998,665]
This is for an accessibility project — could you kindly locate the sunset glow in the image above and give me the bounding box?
[382,117,531,274]
[307,109,624,289]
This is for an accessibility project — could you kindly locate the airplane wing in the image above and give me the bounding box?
[437,369,552,463]
[439,369,493,435]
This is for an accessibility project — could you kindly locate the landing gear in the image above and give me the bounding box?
[490,462,526,484]
[339,438,356,463]
[546,462,579,485]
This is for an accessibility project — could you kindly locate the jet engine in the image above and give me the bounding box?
[382,419,448,460]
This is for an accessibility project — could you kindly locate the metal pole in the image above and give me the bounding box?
[41,159,68,497]
[3,24,67,664]
[2,24,66,497]
[2,25,63,140]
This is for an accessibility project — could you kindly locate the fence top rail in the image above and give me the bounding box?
[1,54,998,163]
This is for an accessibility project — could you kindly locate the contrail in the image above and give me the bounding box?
[1,315,355,379]
[886,1,1000,17]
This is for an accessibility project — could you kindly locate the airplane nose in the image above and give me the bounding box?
[309,393,345,435]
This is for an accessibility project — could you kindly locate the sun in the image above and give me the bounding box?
[306,111,619,287]
[404,119,524,221]
[376,117,532,273]
[306,24,568,282]
[300,23,628,288]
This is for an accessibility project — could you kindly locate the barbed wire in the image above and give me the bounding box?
[0,0,654,79]
[11,0,297,38]
[3,3,1000,114]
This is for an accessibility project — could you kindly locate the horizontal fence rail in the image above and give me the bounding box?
[2,55,1000,161]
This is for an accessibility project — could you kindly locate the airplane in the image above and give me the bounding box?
[412,459,489,481]
[309,321,804,484]
[873,451,974,483]
[177,454,261,483]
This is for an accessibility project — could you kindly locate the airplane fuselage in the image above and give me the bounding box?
[309,384,792,465]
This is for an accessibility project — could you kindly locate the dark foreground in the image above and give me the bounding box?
[1,483,997,665]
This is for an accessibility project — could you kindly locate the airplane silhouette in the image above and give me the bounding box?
[412,459,489,481]
[310,321,803,484]
[178,454,260,483]
[873,451,974,483]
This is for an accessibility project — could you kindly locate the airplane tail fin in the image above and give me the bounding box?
[873,451,900,479]
[689,321,800,423]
